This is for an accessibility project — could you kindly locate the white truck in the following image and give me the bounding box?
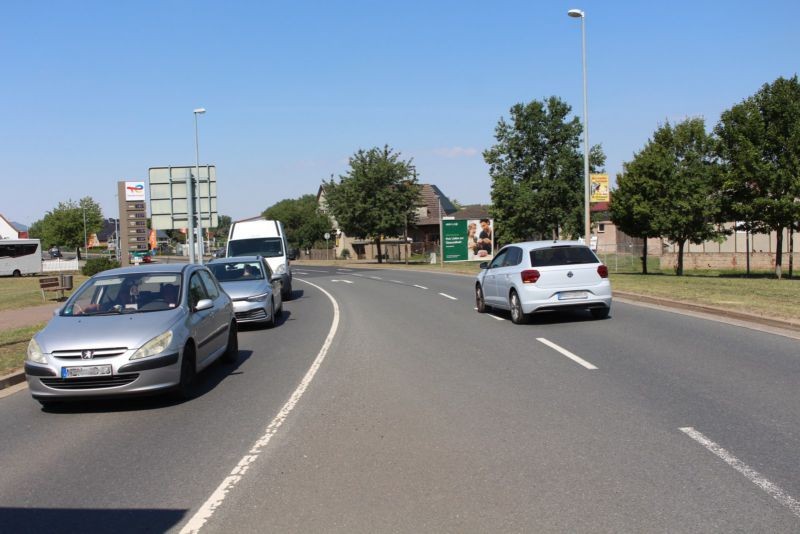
[226,218,293,300]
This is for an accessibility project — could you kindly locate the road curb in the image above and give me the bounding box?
[0,370,25,391]
[613,291,800,333]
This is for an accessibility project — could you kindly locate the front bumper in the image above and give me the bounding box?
[232,299,271,323]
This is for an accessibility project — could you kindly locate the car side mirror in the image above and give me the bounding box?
[479,261,489,270]
[271,274,283,283]
[194,298,214,312]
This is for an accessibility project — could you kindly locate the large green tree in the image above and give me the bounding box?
[715,75,800,278]
[323,146,421,263]
[263,195,331,250]
[29,197,104,259]
[610,162,661,274]
[627,118,721,276]
[484,97,604,245]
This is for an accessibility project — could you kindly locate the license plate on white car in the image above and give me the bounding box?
[558,291,589,300]
[61,365,112,379]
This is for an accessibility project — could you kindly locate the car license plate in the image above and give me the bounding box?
[558,291,589,300]
[61,365,112,379]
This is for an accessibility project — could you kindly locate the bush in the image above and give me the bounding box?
[82,257,120,277]
[340,249,351,259]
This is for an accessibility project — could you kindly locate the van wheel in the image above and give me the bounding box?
[282,282,293,301]
[12,270,21,277]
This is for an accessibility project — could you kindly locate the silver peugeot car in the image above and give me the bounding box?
[475,241,612,324]
[25,263,237,406]
[207,256,283,327]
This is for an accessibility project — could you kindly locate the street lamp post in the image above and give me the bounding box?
[568,8,591,246]
[191,108,206,264]
[82,207,88,259]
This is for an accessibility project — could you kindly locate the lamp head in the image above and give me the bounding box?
[193,108,206,114]
[567,9,584,18]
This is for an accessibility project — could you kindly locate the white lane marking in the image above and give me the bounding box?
[536,338,598,370]
[413,284,428,290]
[180,278,340,533]
[473,307,506,321]
[390,280,403,284]
[439,292,458,301]
[294,272,308,275]
[369,276,382,280]
[330,279,353,284]
[352,274,364,277]
[680,427,800,519]
[296,269,328,273]
[337,268,353,271]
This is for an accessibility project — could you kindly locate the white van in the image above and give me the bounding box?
[226,218,293,299]
[0,239,42,276]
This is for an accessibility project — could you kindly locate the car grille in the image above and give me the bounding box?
[235,308,267,321]
[52,347,128,360]
[40,374,139,390]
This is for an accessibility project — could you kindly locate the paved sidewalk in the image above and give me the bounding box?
[0,303,59,331]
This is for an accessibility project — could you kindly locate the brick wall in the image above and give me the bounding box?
[660,252,800,272]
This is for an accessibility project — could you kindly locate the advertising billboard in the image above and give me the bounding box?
[590,173,609,203]
[442,218,494,262]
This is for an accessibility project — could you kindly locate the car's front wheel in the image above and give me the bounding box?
[509,290,527,325]
[174,344,196,400]
[476,285,487,313]
[265,298,276,328]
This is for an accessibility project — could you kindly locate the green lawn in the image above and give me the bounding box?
[0,275,86,312]
[0,323,44,376]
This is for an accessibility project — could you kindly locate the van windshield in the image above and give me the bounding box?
[228,238,284,258]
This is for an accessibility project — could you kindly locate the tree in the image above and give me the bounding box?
[323,146,421,263]
[484,97,604,245]
[626,118,721,276]
[29,197,104,259]
[610,164,661,275]
[263,195,331,250]
[715,75,800,278]
[211,215,232,243]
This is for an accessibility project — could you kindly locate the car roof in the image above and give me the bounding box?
[96,263,195,277]
[501,240,588,252]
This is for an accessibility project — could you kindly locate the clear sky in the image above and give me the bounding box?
[2,1,796,226]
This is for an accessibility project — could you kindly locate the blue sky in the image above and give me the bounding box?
[2,1,796,226]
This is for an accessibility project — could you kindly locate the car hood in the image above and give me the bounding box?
[220,280,271,300]
[36,309,183,353]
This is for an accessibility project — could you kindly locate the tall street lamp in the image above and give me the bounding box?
[82,207,88,259]
[568,8,591,246]
[191,107,206,264]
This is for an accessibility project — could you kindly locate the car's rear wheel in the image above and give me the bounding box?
[590,307,610,320]
[174,344,196,400]
[509,290,527,325]
[475,285,487,313]
[221,321,238,364]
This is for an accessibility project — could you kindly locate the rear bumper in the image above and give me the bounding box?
[519,283,612,314]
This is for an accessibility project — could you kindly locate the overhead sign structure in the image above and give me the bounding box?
[590,173,609,203]
[442,218,494,262]
[148,166,218,230]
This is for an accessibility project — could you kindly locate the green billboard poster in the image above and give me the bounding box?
[443,218,495,262]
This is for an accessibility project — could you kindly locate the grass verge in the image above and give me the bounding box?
[0,323,45,376]
[0,275,87,312]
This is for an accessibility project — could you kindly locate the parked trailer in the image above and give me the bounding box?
[0,239,42,276]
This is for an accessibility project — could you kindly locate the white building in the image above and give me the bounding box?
[0,214,23,240]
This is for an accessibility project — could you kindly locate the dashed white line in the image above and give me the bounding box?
[353,274,364,277]
[536,338,598,370]
[369,276,382,280]
[680,427,800,519]
[390,280,403,284]
[336,268,353,271]
[413,284,428,290]
[179,278,340,533]
[297,269,328,273]
[439,292,458,301]
[474,307,506,321]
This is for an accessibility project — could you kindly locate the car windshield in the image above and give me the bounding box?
[529,246,598,267]
[208,261,265,282]
[227,238,283,258]
[61,273,182,316]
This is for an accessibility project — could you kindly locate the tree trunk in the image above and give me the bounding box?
[676,241,685,276]
[641,238,648,275]
[775,228,783,279]
[745,228,750,278]
[76,247,82,261]
[789,226,794,278]
[375,236,383,264]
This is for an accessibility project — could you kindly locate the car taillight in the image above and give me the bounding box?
[521,269,540,284]
[597,265,609,278]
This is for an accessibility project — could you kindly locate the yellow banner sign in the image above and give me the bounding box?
[590,173,609,203]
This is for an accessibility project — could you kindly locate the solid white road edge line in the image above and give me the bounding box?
[179,278,340,534]
[439,292,458,301]
[680,427,800,519]
[413,284,428,290]
[536,338,598,370]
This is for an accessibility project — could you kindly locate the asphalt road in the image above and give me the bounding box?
[1,266,798,533]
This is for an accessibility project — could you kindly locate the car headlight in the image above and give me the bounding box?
[274,264,286,275]
[130,331,173,360]
[246,292,270,302]
[27,338,47,364]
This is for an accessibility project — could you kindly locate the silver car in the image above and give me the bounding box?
[208,256,283,327]
[25,263,237,406]
[475,241,612,324]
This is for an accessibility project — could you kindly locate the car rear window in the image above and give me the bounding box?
[529,246,599,267]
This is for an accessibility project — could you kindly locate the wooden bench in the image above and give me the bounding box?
[39,276,69,301]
